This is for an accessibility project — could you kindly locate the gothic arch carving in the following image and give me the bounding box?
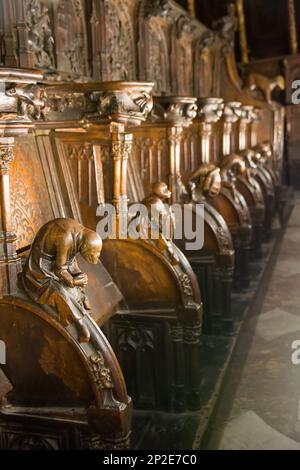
[26,0,89,77]
[170,15,194,96]
[88,0,136,81]
[136,0,171,95]
[193,31,216,98]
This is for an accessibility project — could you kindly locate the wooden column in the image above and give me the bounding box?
[0,137,21,296]
[198,98,224,164]
[221,102,242,157]
[110,123,133,237]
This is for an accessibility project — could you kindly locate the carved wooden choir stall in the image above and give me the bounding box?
[0,0,286,450]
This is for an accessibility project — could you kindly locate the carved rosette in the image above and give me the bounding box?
[150,96,197,127]
[197,97,224,124]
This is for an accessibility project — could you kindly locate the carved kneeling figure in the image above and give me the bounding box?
[22,218,102,343]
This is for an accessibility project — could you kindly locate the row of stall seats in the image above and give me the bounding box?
[0,55,285,449]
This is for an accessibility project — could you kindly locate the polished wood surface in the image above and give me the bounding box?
[0,0,289,449]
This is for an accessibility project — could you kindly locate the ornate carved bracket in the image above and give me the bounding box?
[41,81,154,127]
[150,96,197,127]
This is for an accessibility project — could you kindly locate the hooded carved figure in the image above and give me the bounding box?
[188,163,222,202]
[22,218,102,343]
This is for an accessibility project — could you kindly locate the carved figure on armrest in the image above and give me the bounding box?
[22,218,102,343]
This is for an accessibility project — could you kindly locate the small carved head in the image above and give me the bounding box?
[257,141,273,160]
[80,230,102,264]
[220,154,246,177]
[152,181,171,200]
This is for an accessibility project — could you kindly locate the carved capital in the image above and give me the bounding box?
[222,101,242,123]
[197,97,224,124]
[89,85,154,126]
[0,68,43,136]
[240,105,255,123]
[42,81,154,127]
[5,83,44,120]
[151,96,197,127]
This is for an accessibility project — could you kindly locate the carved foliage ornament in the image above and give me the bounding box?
[150,98,197,125]
[89,89,153,124]
[0,144,14,173]
[89,352,113,390]
[197,98,224,123]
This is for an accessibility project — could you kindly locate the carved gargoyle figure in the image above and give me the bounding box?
[244,73,285,104]
[138,182,179,265]
[22,218,102,343]
[188,164,222,202]
[6,84,44,119]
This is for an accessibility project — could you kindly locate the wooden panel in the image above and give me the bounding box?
[10,135,62,250]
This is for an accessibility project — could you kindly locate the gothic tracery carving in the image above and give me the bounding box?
[103,0,135,80]
[26,0,55,68]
